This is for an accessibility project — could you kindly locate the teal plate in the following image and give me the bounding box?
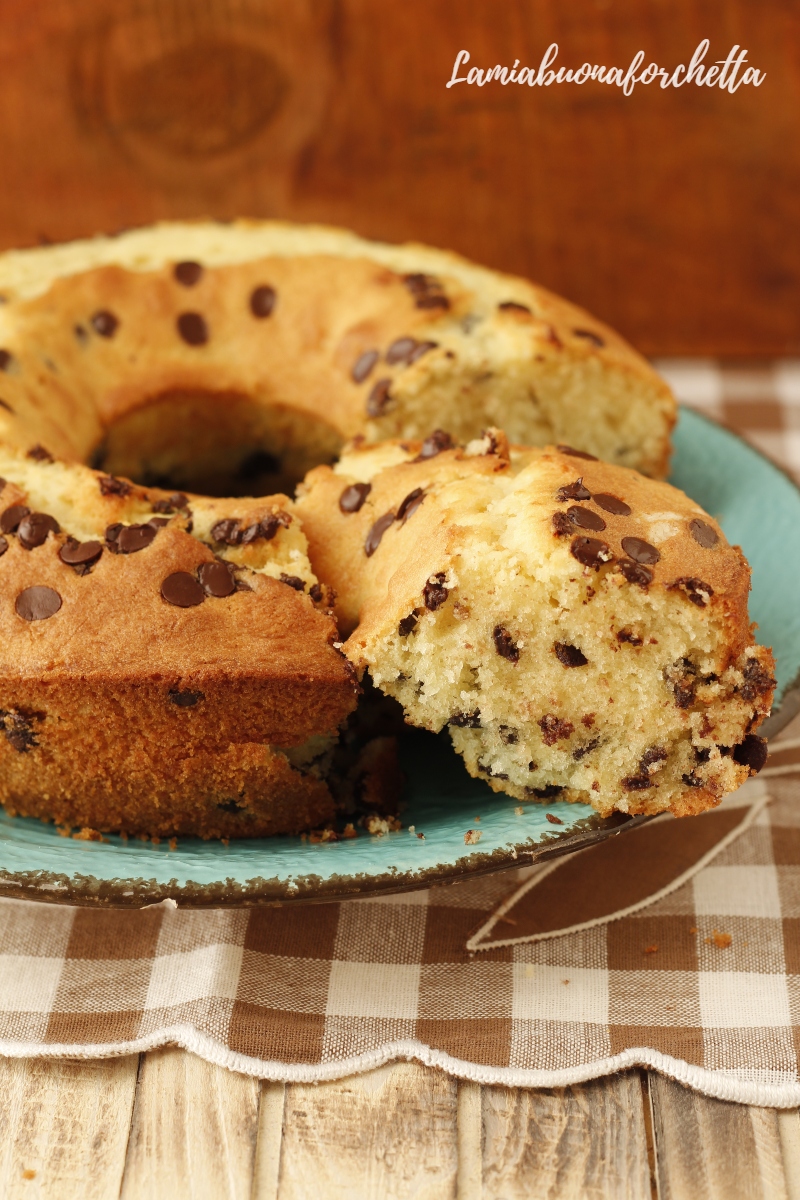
[1,408,798,908]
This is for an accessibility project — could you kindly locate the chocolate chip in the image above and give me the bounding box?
[573,737,600,761]
[211,518,241,545]
[740,657,776,702]
[280,573,306,591]
[449,710,481,728]
[733,734,768,774]
[0,349,13,370]
[91,310,118,338]
[352,349,379,383]
[198,561,236,598]
[556,478,591,502]
[416,429,454,460]
[424,573,448,611]
[526,784,563,798]
[621,537,660,565]
[397,488,424,523]
[554,642,588,667]
[539,714,574,745]
[1,504,30,533]
[386,336,418,365]
[250,285,276,318]
[669,576,714,607]
[493,625,520,663]
[617,629,643,645]
[174,260,203,286]
[17,512,60,549]
[568,506,606,532]
[116,524,157,554]
[552,512,572,537]
[99,475,131,497]
[309,584,323,604]
[681,771,703,788]
[366,378,392,417]
[640,746,668,771]
[402,273,450,309]
[573,328,605,347]
[594,493,631,516]
[177,312,209,346]
[15,585,61,621]
[0,535,6,556]
[0,709,38,752]
[152,492,189,514]
[621,775,652,791]
[168,689,204,707]
[161,571,205,607]
[618,558,653,587]
[545,812,564,824]
[339,482,371,513]
[27,445,53,462]
[695,747,711,763]
[689,518,719,549]
[398,613,418,636]
[498,301,531,314]
[59,538,103,567]
[364,511,395,556]
[557,445,598,461]
[570,537,614,568]
[240,523,262,544]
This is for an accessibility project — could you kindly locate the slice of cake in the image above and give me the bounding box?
[297,431,774,818]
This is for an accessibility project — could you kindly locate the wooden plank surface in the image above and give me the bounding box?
[480,1072,651,1200]
[0,1054,138,1200]
[0,0,795,355]
[648,1072,789,1200]
[0,1054,797,1197]
[119,1046,260,1200]
[275,1062,458,1200]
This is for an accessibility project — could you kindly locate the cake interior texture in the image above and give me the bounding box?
[296,433,775,819]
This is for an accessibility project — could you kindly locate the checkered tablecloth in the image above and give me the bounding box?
[0,361,799,1106]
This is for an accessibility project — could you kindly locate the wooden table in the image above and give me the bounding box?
[1,1052,798,1198]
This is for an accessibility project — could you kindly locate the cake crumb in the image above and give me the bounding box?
[707,929,732,949]
[644,944,659,954]
[341,823,357,839]
[546,813,563,825]
[22,1169,36,1180]
[514,806,524,816]
[221,837,230,847]
[464,828,482,845]
[168,838,178,852]
[416,832,425,840]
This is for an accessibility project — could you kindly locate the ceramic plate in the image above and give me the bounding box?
[2,408,799,908]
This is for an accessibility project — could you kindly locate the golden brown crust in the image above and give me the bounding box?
[0,461,357,837]
[0,221,675,480]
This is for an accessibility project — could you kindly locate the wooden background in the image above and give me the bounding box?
[0,0,797,356]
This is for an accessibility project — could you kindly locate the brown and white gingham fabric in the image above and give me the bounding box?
[0,361,798,1106]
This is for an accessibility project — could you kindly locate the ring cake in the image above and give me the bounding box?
[0,221,674,501]
[296,431,775,818]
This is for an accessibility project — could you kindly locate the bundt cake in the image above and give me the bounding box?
[296,431,775,819]
[0,221,675,500]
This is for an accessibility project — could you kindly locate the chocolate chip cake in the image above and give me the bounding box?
[296,432,774,818]
[0,447,357,838]
[0,221,674,496]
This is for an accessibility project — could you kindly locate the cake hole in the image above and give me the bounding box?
[89,390,343,498]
